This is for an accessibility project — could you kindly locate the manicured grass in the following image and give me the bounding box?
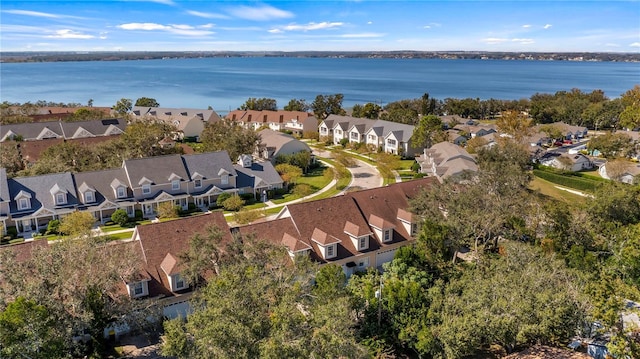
[296,166,332,190]
[103,231,134,241]
[397,159,417,171]
[529,177,588,203]
[533,169,602,192]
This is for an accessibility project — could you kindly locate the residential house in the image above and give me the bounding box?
[123,155,201,217]
[416,141,478,182]
[129,211,233,318]
[226,110,313,132]
[533,122,588,140]
[283,113,317,136]
[318,118,335,141]
[599,161,640,184]
[0,118,126,142]
[234,155,284,199]
[269,178,435,276]
[452,123,497,138]
[74,168,136,223]
[7,172,79,234]
[539,152,593,172]
[256,129,312,163]
[131,107,220,140]
[181,151,238,210]
[447,130,467,146]
[323,115,419,157]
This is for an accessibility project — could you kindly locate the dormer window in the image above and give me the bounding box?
[358,236,369,251]
[142,184,151,194]
[56,193,66,205]
[117,187,126,198]
[174,274,186,290]
[326,244,335,258]
[19,198,30,210]
[133,282,144,296]
[194,179,202,188]
[383,229,392,242]
[221,174,229,185]
[84,191,95,203]
[171,180,180,190]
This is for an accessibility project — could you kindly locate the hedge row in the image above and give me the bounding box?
[533,169,601,192]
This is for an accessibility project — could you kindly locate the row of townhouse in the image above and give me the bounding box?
[319,115,420,157]
[130,107,221,140]
[226,110,317,135]
[416,141,478,182]
[2,178,434,324]
[0,118,127,142]
[0,151,283,235]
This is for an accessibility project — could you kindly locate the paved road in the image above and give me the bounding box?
[313,149,383,192]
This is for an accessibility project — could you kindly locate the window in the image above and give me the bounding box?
[55,193,66,205]
[84,191,94,203]
[358,257,369,269]
[142,184,151,194]
[18,198,30,210]
[221,174,229,185]
[171,180,180,190]
[194,179,202,188]
[384,229,391,242]
[369,135,375,140]
[175,275,186,290]
[359,236,368,250]
[117,186,126,198]
[387,139,397,146]
[336,129,342,135]
[411,223,418,236]
[133,282,144,296]
[350,132,358,140]
[326,244,335,258]
[321,127,327,134]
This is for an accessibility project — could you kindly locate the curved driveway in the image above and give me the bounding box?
[313,149,383,192]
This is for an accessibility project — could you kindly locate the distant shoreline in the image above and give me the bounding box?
[1,51,639,63]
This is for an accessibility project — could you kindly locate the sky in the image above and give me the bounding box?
[1,1,639,53]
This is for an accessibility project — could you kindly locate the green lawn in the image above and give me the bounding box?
[103,231,134,241]
[529,177,588,203]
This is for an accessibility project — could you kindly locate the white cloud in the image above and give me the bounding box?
[269,22,344,33]
[46,29,95,39]
[543,24,552,29]
[367,21,373,25]
[512,38,534,44]
[522,24,532,28]
[3,9,85,19]
[199,23,215,29]
[424,25,431,29]
[482,37,508,44]
[186,10,228,19]
[340,33,385,38]
[3,9,61,18]
[117,22,214,36]
[227,4,294,21]
[99,32,108,39]
[630,42,640,47]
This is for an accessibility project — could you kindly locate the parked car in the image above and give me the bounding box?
[563,139,573,144]
[553,141,564,147]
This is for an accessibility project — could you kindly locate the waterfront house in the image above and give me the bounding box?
[416,141,478,182]
[131,107,220,140]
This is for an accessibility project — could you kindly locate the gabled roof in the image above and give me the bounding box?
[258,129,311,157]
[0,168,10,203]
[7,172,78,213]
[124,154,190,188]
[234,161,283,189]
[132,107,221,125]
[182,151,236,179]
[135,212,232,297]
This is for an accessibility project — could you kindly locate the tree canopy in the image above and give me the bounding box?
[311,94,346,120]
[200,120,260,160]
[134,97,160,107]
[239,97,277,111]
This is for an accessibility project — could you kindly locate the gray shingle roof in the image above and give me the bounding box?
[73,168,132,205]
[0,168,9,204]
[124,154,190,187]
[181,151,237,180]
[7,172,78,214]
[234,161,283,189]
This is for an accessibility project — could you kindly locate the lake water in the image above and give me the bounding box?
[1,57,638,113]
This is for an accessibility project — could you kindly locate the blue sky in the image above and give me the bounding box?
[2,1,639,52]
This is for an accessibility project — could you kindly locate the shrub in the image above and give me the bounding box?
[411,161,421,173]
[292,183,313,197]
[157,202,180,219]
[134,209,143,220]
[6,226,18,239]
[216,192,232,207]
[111,209,130,227]
[46,219,61,235]
[233,208,262,225]
[339,138,349,148]
[222,195,244,211]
